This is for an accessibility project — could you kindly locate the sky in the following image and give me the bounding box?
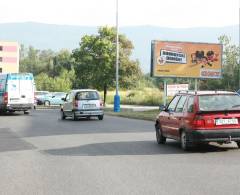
[0,0,238,27]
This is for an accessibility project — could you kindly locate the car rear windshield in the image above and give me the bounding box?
[199,94,240,111]
[36,91,49,95]
[75,91,100,100]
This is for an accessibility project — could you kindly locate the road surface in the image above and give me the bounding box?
[0,110,240,195]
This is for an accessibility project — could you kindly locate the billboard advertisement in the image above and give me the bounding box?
[151,41,222,78]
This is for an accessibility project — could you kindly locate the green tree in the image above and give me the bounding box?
[219,35,240,90]
[72,26,142,103]
[20,46,56,76]
[52,49,74,77]
[35,69,75,92]
[199,35,240,90]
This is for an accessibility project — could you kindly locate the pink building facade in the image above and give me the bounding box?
[0,41,19,73]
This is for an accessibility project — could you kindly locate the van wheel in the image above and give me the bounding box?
[180,131,191,151]
[24,111,29,115]
[44,101,50,106]
[155,124,166,144]
[61,111,66,120]
[98,115,104,120]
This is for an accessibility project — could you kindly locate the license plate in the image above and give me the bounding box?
[83,104,96,109]
[215,118,238,125]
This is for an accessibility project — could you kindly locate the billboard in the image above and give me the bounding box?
[167,84,189,96]
[151,41,222,79]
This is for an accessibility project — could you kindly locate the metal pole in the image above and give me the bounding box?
[116,0,119,95]
[194,78,198,91]
[239,7,240,89]
[163,79,167,106]
[114,0,120,112]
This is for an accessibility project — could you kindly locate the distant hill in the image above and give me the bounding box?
[0,22,238,73]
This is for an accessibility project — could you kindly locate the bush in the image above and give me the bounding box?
[100,88,164,106]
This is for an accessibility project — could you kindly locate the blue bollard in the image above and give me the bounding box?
[114,94,120,112]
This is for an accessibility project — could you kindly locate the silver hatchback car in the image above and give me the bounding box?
[61,89,104,120]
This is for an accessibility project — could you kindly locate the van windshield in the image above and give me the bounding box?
[75,91,100,100]
[199,94,240,111]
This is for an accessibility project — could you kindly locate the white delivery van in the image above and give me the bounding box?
[0,73,35,114]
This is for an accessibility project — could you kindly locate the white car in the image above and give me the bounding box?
[61,89,104,120]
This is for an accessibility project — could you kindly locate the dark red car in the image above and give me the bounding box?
[155,91,240,150]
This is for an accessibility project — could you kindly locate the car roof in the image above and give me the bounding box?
[176,90,237,96]
[36,91,49,93]
[71,89,98,93]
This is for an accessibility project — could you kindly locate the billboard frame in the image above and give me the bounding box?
[150,40,223,79]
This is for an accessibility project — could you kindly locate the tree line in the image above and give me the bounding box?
[19,27,240,103]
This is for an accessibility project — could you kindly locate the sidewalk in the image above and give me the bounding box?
[105,104,159,112]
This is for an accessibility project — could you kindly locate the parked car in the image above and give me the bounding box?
[35,91,50,105]
[44,92,66,106]
[35,91,66,106]
[237,89,240,95]
[61,89,104,120]
[155,91,240,150]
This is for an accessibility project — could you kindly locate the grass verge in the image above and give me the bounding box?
[105,108,159,121]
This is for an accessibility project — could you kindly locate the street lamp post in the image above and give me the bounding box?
[114,0,120,112]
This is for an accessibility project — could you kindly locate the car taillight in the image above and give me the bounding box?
[204,118,214,128]
[3,92,8,104]
[34,92,37,102]
[100,100,104,108]
[192,115,215,128]
[192,115,205,128]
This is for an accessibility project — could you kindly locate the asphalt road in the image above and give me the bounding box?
[0,110,240,195]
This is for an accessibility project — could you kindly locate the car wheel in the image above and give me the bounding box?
[180,131,191,151]
[236,141,240,148]
[98,115,104,120]
[155,123,166,144]
[61,111,66,120]
[24,111,29,115]
[44,101,50,106]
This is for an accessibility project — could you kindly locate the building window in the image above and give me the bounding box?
[0,46,2,51]
[0,68,2,73]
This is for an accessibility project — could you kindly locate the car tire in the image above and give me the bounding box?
[61,111,66,120]
[98,115,104,120]
[180,131,191,151]
[155,123,166,144]
[44,101,50,106]
[24,111,29,115]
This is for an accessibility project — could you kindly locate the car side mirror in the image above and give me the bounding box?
[52,96,55,98]
[61,97,66,101]
[159,105,167,111]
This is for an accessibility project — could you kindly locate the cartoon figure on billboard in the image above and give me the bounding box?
[191,50,219,68]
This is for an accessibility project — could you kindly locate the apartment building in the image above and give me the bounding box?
[0,41,19,73]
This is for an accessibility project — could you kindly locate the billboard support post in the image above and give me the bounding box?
[163,79,167,106]
[194,78,198,91]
